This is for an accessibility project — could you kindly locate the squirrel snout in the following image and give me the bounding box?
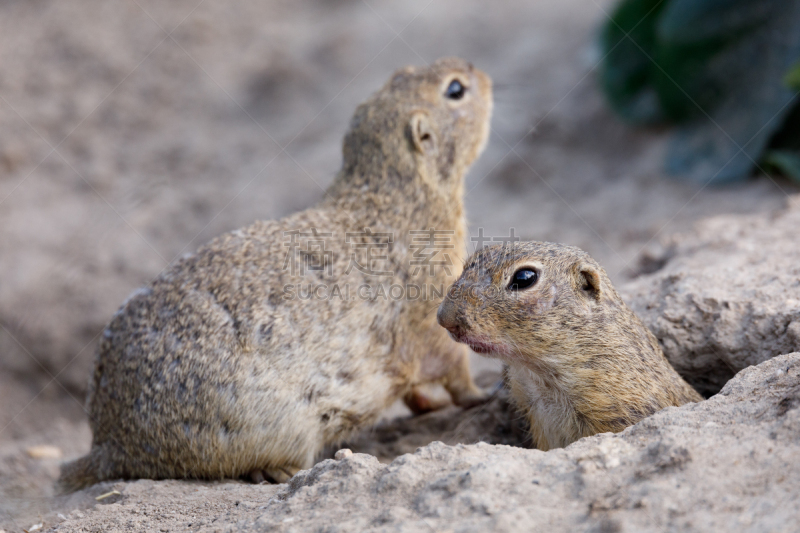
[437,298,466,334]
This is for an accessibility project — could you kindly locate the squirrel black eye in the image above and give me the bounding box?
[445,79,465,100]
[508,268,538,291]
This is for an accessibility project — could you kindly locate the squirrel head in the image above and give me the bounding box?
[437,241,619,363]
[337,57,492,201]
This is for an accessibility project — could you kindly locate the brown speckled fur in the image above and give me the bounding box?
[59,57,492,491]
[438,241,702,451]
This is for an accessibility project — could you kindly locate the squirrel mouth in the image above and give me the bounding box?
[465,340,496,354]
[449,332,506,356]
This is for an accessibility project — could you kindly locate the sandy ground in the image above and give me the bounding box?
[1,0,796,530]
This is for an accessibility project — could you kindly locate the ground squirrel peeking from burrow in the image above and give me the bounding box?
[58,57,492,491]
[437,241,702,451]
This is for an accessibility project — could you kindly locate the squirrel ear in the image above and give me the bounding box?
[578,265,601,301]
[410,112,437,155]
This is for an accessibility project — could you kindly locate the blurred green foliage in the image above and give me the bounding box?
[786,62,800,91]
[600,0,800,184]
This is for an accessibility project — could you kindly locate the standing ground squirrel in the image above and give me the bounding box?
[59,57,493,491]
[437,241,702,451]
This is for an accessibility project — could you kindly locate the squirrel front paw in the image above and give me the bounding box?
[403,386,452,415]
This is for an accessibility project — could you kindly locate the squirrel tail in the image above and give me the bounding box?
[57,453,101,493]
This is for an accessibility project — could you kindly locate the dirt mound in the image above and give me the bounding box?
[49,353,800,532]
[624,196,800,395]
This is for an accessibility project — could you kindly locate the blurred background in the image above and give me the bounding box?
[0,0,797,526]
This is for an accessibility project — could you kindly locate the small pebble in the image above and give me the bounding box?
[26,445,63,460]
[334,449,353,460]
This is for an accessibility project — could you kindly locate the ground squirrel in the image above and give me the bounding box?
[437,241,702,451]
[59,57,493,491]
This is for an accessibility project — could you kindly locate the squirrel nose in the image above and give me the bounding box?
[437,298,464,333]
